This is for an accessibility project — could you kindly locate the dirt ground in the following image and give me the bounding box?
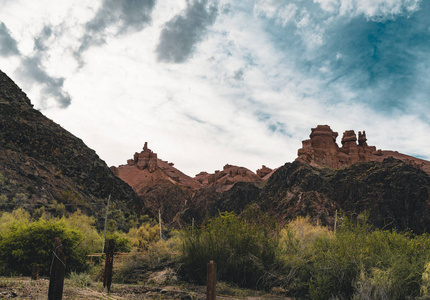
[0,277,294,299]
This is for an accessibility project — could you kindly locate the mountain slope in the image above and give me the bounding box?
[0,70,143,230]
[259,158,430,233]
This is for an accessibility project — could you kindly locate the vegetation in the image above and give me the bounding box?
[0,211,89,276]
[180,210,279,288]
[1,205,430,299]
[68,271,92,287]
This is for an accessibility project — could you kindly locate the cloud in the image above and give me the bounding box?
[17,26,71,108]
[156,0,218,63]
[0,22,19,56]
[315,1,430,113]
[77,0,156,56]
[252,0,430,115]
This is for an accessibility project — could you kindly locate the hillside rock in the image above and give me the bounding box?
[0,69,142,230]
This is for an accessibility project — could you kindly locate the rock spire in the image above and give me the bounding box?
[297,125,382,168]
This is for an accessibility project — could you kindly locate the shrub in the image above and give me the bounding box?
[179,211,279,289]
[62,210,102,253]
[104,231,132,253]
[127,222,160,250]
[0,218,90,276]
[274,216,332,296]
[308,215,430,299]
[69,271,92,287]
[114,235,180,283]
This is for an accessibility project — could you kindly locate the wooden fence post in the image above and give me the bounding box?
[31,264,39,280]
[103,239,115,293]
[206,260,216,300]
[48,237,66,300]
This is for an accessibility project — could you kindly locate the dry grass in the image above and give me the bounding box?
[0,276,294,299]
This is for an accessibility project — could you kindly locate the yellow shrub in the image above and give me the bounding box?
[128,223,160,250]
[421,262,430,296]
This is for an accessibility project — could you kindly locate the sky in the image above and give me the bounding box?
[1,0,430,177]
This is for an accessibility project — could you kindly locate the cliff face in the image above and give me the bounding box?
[0,70,142,230]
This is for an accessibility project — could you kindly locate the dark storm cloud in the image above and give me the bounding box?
[156,0,218,63]
[0,22,19,56]
[17,26,71,108]
[77,0,156,54]
[19,57,71,108]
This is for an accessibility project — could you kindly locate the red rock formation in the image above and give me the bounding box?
[297,125,382,169]
[194,164,263,192]
[116,143,201,191]
[256,165,273,178]
[296,125,430,174]
[127,142,158,172]
[297,125,341,168]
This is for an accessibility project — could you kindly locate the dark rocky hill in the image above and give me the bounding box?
[0,70,143,230]
[258,157,430,233]
[179,157,430,233]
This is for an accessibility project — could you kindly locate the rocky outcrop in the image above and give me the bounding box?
[297,125,430,174]
[195,164,263,192]
[128,142,158,172]
[296,125,393,168]
[256,165,273,178]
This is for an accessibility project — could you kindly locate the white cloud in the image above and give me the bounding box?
[316,0,422,20]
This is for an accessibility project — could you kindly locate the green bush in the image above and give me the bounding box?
[114,237,180,284]
[179,211,279,289]
[0,218,90,276]
[308,215,430,299]
[104,231,132,253]
[274,217,332,296]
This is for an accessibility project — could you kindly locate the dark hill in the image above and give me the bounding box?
[0,70,143,230]
[259,158,430,233]
[180,157,430,233]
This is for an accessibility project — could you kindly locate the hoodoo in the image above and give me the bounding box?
[296,125,430,174]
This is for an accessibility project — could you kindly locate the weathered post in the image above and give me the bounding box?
[48,237,66,300]
[206,260,216,300]
[31,264,39,280]
[103,239,115,293]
